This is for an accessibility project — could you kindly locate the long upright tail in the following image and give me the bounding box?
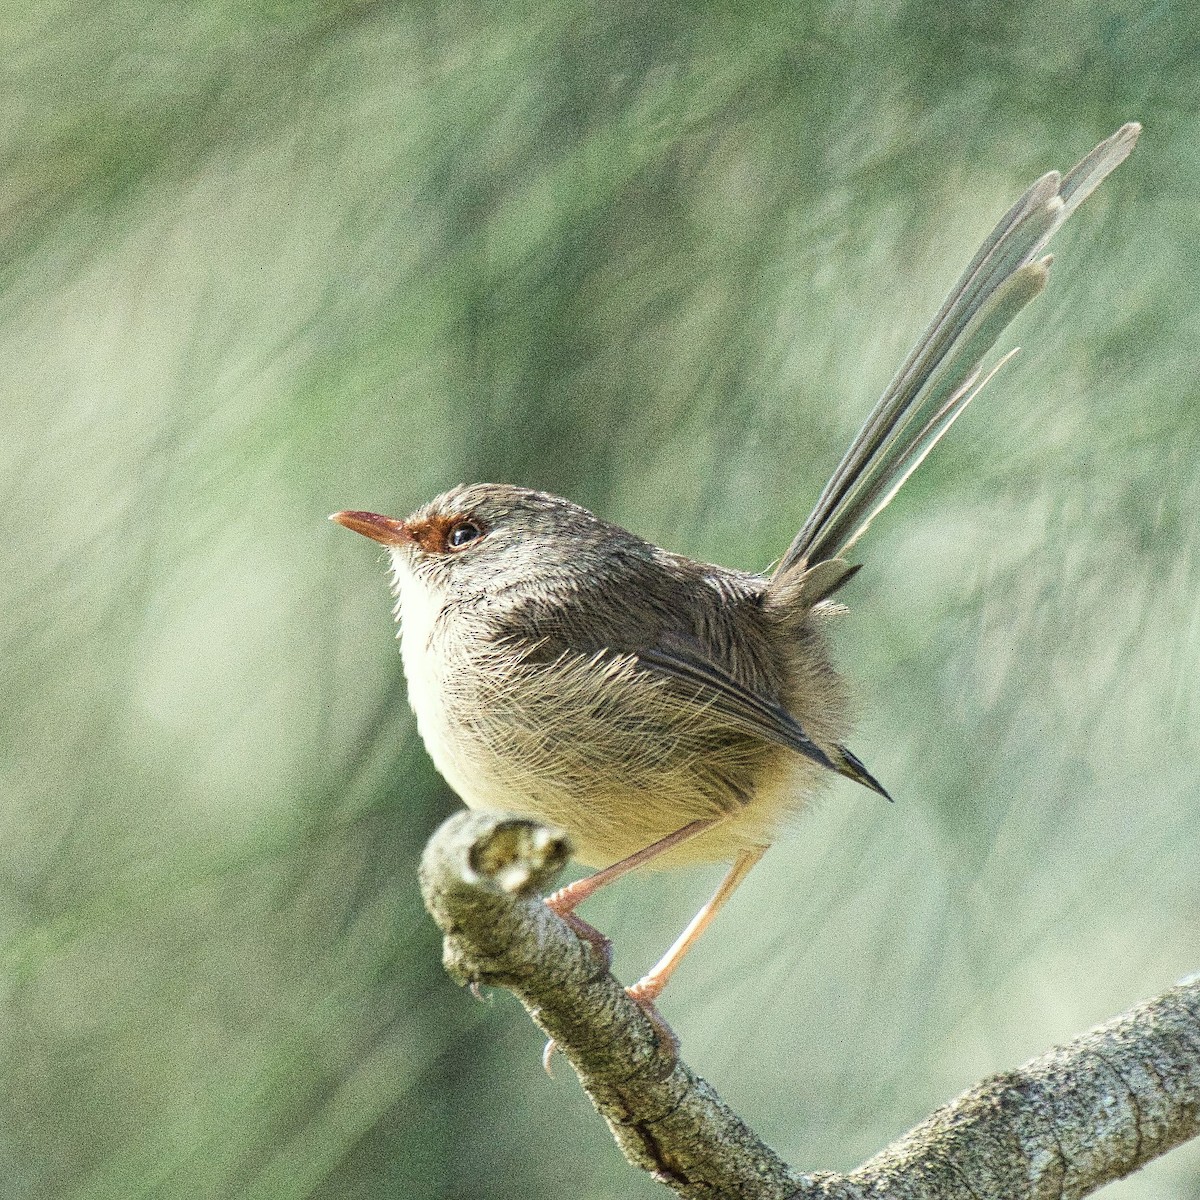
[774,122,1140,580]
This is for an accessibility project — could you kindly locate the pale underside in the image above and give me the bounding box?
[393,556,841,867]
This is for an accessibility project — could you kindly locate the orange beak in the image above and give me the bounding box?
[329,510,414,546]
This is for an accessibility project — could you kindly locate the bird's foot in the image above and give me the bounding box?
[544,900,614,971]
[540,903,614,1076]
[625,976,681,1061]
[542,977,681,1075]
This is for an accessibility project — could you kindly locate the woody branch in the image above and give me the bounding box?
[419,810,1200,1200]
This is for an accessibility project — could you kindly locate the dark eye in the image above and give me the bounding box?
[446,520,483,550]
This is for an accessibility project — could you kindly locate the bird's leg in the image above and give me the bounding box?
[544,817,719,969]
[546,817,720,913]
[626,844,768,1011]
[540,817,723,1072]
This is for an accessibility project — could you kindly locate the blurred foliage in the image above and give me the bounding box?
[3,2,1198,1198]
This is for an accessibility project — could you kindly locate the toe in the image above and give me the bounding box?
[624,981,680,1060]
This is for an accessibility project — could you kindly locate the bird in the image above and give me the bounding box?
[332,123,1140,1018]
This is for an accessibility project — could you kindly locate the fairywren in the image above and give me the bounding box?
[333,124,1139,1013]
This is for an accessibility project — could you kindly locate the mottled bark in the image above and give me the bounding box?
[420,811,1200,1198]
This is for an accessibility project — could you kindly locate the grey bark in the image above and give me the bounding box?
[419,810,1200,1199]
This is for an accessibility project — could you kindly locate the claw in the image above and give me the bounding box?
[541,983,680,1076]
[544,896,615,969]
[558,910,614,970]
[540,903,613,1076]
[625,979,681,1061]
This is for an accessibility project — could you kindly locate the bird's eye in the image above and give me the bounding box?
[446,520,483,550]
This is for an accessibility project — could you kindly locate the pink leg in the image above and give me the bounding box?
[540,817,724,1072]
[543,817,719,975]
[545,817,719,916]
[626,844,768,1009]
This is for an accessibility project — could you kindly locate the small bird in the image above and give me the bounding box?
[333,124,1139,1017]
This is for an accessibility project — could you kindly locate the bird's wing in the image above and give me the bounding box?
[634,642,890,799]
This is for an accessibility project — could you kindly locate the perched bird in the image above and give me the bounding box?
[333,124,1139,1015]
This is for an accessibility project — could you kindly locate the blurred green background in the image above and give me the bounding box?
[4,3,1197,1197]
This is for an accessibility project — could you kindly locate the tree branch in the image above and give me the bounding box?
[419,811,1200,1198]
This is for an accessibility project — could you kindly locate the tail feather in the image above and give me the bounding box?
[775,122,1140,578]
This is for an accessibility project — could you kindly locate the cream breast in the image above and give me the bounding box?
[388,551,518,814]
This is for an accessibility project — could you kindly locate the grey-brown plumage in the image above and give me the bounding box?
[378,482,865,867]
[332,124,1140,1005]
